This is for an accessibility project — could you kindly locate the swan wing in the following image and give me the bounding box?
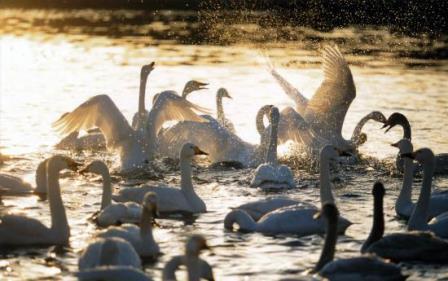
[52,95,133,148]
[305,46,356,137]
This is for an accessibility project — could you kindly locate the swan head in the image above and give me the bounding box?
[185,234,210,257]
[217,88,232,99]
[320,145,351,162]
[141,62,155,78]
[142,192,159,217]
[180,143,208,159]
[183,80,208,96]
[382,112,409,133]
[79,160,108,175]
[391,138,413,154]
[47,155,82,173]
[368,111,387,123]
[314,202,339,223]
[401,148,434,165]
[372,181,385,198]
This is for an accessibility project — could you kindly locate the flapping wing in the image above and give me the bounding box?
[52,95,133,148]
[305,46,356,137]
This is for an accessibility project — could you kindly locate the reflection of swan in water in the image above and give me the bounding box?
[392,139,448,220]
[53,91,208,171]
[113,143,208,214]
[364,178,448,263]
[383,112,448,174]
[225,145,352,236]
[0,155,80,246]
[313,203,406,280]
[162,235,214,281]
[250,106,294,189]
[80,161,143,227]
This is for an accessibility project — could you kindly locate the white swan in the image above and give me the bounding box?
[383,112,448,174]
[250,106,294,189]
[364,178,448,263]
[80,160,143,227]
[313,203,406,281]
[392,139,448,220]
[113,143,207,214]
[402,148,448,238]
[199,88,236,133]
[97,192,160,258]
[53,90,208,171]
[78,237,141,270]
[268,45,357,151]
[224,145,352,236]
[0,155,80,246]
[162,235,214,281]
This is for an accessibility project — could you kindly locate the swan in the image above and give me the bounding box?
[97,192,160,258]
[383,112,448,174]
[0,173,33,195]
[78,237,141,270]
[80,160,143,227]
[162,235,214,281]
[76,267,152,281]
[392,139,448,220]
[113,143,208,214]
[313,203,406,281]
[224,145,352,236]
[53,90,208,171]
[268,45,357,151]
[0,155,80,246]
[401,148,448,238]
[349,111,387,147]
[364,176,448,263]
[250,106,294,189]
[196,88,236,133]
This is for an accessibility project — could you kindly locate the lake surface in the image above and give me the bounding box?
[0,9,447,281]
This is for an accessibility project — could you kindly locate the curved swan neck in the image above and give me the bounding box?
[224,210,257,232]
[401,120,412,140]
[314,214,338,272]
[162,256,183,281]
[408,158,435,231]
[350,114,371,144]
[319,156,335,207]
[100,169,112,210]
[361,189,384,253]
[256,106,271,136]
[47,162,69,236]
[180,156,196,196]
[265,116,278,165]
[140,207,156,244]
[396,157,414,212]
[216,93,225,124]
[138,71,149,114]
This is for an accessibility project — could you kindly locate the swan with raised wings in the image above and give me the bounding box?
[97,192,160,258]
[392,139,448,220]
[80,160,143,227]
[53,90,208,171]
[0,155,80,246]
[113,143,208,214]
[162,235,214,281]
[251,106,295,189]
[224,145,352,236]
[313,202,407,281]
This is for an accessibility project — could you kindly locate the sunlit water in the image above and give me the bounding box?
[1,9,448,281]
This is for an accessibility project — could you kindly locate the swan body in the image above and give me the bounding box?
[393,139,448,220]
[0,173,33,195]
[97,192,160,258]
[78,237,141,270]
[114,143,208,214]
[314,203,406,281]
[76,266,152,281]
[53,91,208,171]
[235,198,314,221]
[162,235,214,281]
[0,155,79,246]
[251,106,295,189]
[80,160,142,227]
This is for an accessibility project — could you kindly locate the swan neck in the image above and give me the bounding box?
[162,256,183,281]
[180,156,194,193]
[314,216,338,272]
[186,255,202,281]
[361,192,384,253]
[408,159,435,230]
[319,157,335,207]
[350,114,370,144]
[35,160,47,194]
[47,166,69,236]
[396,157,414,212]
[216,93,225,124]
[224,210,257,232]
[140,208,156,244]
[402,120,412,140]
[138,73,148,114]
[265,118,278,164]
[255,107,269,136]
[100,170,112,210]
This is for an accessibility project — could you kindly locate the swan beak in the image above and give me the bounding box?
[391,142,399,148]
[197,82,208,90]
[401,152,415,159]
[194,146,208,155]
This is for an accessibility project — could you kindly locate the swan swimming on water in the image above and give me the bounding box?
[162,234,214,281]
[0,155,80,246]
[80,160,143,227]
[113,143,208,214]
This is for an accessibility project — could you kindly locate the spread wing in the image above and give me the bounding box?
[52,95,133,148]
[304,46,356,138]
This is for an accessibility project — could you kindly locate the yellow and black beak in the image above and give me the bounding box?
[194,146,208,156]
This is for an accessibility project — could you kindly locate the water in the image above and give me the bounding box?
[1,9,448,281]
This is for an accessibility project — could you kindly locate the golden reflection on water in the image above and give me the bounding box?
[1,10,448,281]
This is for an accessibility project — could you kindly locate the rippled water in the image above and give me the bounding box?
[1,9,448,281]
